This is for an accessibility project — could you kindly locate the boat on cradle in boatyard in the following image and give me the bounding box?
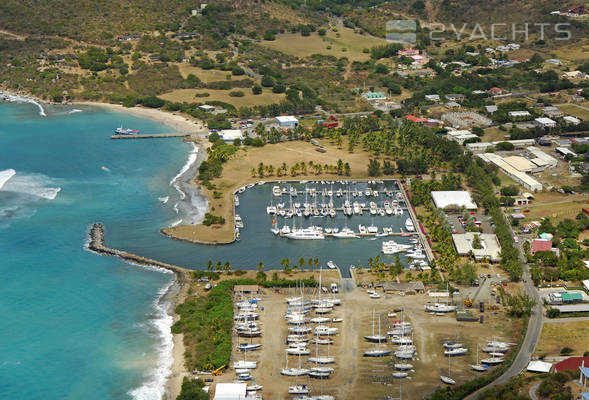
[363,311,392,357]
[471,344,487,372]
[364,309,387,343]
[394,363,413,370]
[281,352,310,376]
[440,353,456,385]
[289,384,310,395]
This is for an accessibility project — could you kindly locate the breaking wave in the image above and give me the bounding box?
[0,92,46,117]
[127,271,175,400]
[0,171,61,200]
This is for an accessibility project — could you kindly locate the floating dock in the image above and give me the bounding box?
[110,133,190,139]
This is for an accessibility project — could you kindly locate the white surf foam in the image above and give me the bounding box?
[158,196,169,205]
[0,171,61,200]
[128,273,175,400]
[101,166,111,173]
[68,109,83,114]
[0,92,46,117]
[169,219,183,227]
[169,143,199,201]
[0,169,16,190]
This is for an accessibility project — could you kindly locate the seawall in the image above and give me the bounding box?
[88,223,191,283]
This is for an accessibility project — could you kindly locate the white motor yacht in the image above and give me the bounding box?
[405,218,415,232]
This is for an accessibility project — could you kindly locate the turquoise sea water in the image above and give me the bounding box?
[0,103,189,400]
[0,101,415,399]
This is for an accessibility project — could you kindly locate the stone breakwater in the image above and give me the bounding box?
[88,223,190,282]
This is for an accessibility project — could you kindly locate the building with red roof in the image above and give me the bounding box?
[489,87,504,95]
[531,238,552,254]
[554,356,589,372]
[398,48,420,57]
[405,115,428,123]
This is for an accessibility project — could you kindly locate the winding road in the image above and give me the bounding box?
[465,211,544,399]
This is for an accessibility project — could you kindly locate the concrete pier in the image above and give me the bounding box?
[110,133,190,139]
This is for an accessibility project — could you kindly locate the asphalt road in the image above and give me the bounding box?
[465,212,544,399]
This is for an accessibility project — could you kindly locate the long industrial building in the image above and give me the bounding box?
[478,153,543,191]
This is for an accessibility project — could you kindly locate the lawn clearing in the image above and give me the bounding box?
[483,127,509,142]
[534,320,589,357]
[160,88,285,107]
[176,64,234,82]
[557,104,589,121]
[520,192,586,223]
[259,27,388,61]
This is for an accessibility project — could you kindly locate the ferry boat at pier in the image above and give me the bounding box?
[114,126,139,135]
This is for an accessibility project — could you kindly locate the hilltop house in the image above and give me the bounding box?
[445,93,465,102]
[398,48,420,57]
[488,87,504,96]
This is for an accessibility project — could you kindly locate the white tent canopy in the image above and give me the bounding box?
[431,191,477,210]
[213,383,247,400]
[527,360,552,373]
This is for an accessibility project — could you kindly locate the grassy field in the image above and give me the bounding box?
[518,192,586,223]
[557,104,589,121]
[176,64,234,82]
[259,27,388,61]
[551,40,589,64]
[483,127,509,142]
[534,320,589,357]
[160,88,285,107]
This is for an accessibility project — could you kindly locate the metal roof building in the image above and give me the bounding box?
[526,147,558,168]
[431,191,477,209]
[478,153,543,191]
[452,232,502,262]
[553,304,589,313]
[275,115,299,127]
[502,156,537,172]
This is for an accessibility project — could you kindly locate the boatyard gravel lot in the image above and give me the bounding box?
[207,277,521,399]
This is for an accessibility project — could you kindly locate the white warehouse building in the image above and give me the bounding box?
[275,115,299,128]
[478,153,543,191]
[431,191,477,210]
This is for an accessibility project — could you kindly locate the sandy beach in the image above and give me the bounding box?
[164,278,191,400]
[75,102,209,136]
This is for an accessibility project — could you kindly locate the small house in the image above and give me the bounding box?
[398,48,420,57]
[488,87,504,96]
[444,93,465,102]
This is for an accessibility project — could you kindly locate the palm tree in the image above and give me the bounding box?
[298,257,305,271]
[215,261,222,272]
[206,260,213,272]
[224,262,231,273]
[280,257,290,272]
[308,258,314,272]
[314,258,320,270]
[257,261,264,272]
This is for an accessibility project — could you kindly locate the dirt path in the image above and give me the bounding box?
[0,29,26,40]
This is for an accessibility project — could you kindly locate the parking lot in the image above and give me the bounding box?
[444,211,494,235]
